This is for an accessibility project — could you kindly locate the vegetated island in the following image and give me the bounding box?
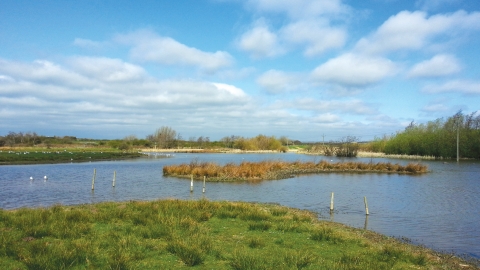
[0,148,143,165]
[0,199,476,269]
[163,160,428,181]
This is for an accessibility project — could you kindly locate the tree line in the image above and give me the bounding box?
[366,111,480,159]
[0,132,78,147]
[0,126,292,152]
[145,126,289,151]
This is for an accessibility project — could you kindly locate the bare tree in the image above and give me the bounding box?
[197,136,204,148]
[152,126,177,149]
[336,136,359,157]
[176,133,183,148]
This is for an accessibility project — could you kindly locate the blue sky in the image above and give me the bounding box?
[1,0,479,141]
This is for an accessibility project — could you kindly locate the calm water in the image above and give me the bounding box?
[1,153,479,259]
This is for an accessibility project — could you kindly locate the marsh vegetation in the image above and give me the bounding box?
[163,160,428,181]
[0,199,473,269]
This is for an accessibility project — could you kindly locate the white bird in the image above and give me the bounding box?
[44,176,48,181]
[30,176,33,181]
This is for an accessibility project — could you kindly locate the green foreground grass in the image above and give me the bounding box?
[1,200,475,269]
[0,147,142,165]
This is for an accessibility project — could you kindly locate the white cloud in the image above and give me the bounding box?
[408,54,462,78]
[313,113,341,123]
[116,29,234,72]
[421,103,450,112]
[212,83,248,98]
[0,59,90,88]
[73,38,107,49]
[68,57,146,83]
[355,10,480,54]
[422,80,480,94]
[0,58,254,136]
[246,0,350,19]
[311,53,397,87]
[256,70,303,94]
[286,98,378,115]
[280,19,347,56]
[237,20,284,59]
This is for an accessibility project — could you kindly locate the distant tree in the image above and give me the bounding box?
[383,111,480,159]
[197,136,204,148]
[152,126,177,149]
[6,132,16,146]
[336,136,359,157]
[175,133,183,148]
[204,136,210,148]
[279,136,289,146]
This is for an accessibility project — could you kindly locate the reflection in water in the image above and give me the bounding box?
[0,153,479,259]
[330,212,334,222]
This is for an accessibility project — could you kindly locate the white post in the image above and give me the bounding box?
[364,196,369,215]
[202,176,206,193]
[330,192,334,213]
[91,169,96,190]
[190,175,194,192]
[113,170,116,187]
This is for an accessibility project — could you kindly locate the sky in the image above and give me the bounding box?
[1,0,479,142]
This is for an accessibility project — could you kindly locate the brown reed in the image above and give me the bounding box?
[163,160,428,181]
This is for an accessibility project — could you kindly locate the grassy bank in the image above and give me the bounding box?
[0,147,143,165]
[163,160,429,181]
[0,199,475,269]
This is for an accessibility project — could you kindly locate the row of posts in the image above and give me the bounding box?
[91,168,116,190]
[330,192,369,215]
[91,169,206,194]
[91,170,370,215]
[190,175,206,193]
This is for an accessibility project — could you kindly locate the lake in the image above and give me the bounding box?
[1,152,479,259]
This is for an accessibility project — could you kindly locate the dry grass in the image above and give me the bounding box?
[163,160,429,181]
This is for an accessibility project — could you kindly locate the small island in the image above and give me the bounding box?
[163,160,428,181]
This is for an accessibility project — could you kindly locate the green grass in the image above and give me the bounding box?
[0,199,475,269]
[0,147,142,165]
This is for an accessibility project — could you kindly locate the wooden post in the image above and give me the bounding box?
[330,192,334,213]
[202,176,206,193]
[364,215,369,230]
[364,196,369,215]
[190,175,194,192]
[91,168,96,190]
[112,170,116,187]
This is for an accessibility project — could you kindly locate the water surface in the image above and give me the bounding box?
[1,153,479,259]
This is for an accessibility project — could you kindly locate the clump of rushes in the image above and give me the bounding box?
[0,199,474,269]
[163,160,429,181]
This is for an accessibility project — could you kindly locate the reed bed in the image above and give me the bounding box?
[163,160,429,181]
[357,151,440,160]
[0,200,474,269]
